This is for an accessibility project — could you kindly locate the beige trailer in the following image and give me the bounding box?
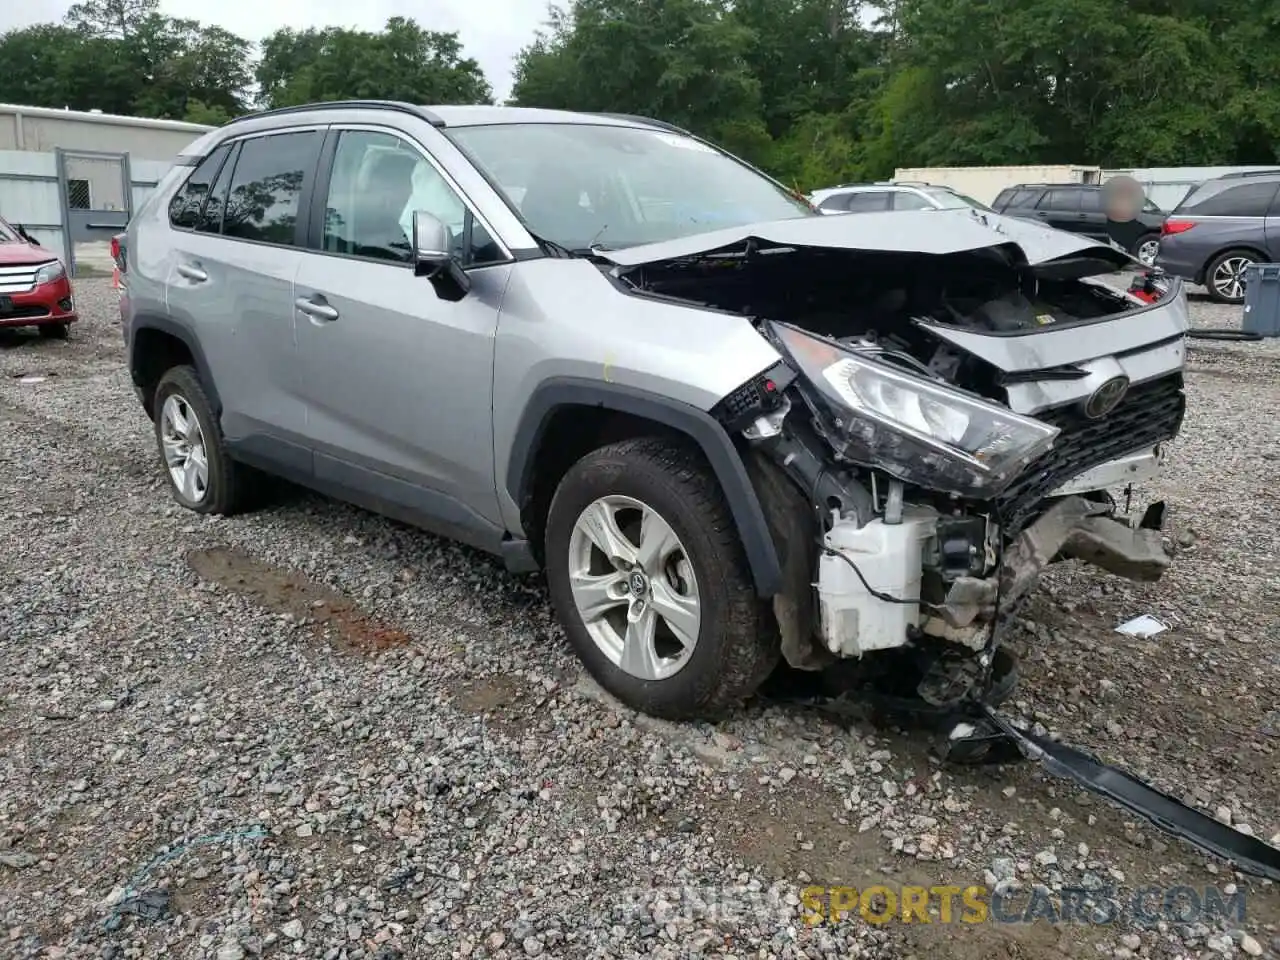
[890,165,1102,205]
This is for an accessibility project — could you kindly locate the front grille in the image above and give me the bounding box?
[0,304,51,319]
[995,374,1186,533]
[0,264,40,295]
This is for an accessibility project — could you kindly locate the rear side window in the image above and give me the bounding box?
[168,144,231,230]
[200,143,238,234]
[222,131,322,246]
[892,191,933,210]
[844,191,891,212]
[1040,189,1080,210]
[1176,179,1280,217]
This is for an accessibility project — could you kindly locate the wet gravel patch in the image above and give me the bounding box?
[1,279,1278,959]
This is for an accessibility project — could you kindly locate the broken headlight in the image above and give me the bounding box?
[769,321,1059,499]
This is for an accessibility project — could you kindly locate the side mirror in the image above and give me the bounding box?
[411,209,471,298]
[411,210,452,278]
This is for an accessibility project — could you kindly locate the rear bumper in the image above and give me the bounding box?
[1153,248,1203,285]
[0,276,77,328]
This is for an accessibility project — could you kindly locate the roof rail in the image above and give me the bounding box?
[591,112,693,136]
[1217,168,1280,179]
[224,99,447,129]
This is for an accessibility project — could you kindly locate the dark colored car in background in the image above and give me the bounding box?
[992,183,1166,265]
[1154,170,1280,304]
[0,215,76,338]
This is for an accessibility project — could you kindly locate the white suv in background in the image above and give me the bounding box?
[809,182,993,215]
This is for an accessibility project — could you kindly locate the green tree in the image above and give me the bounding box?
[255,18,493,109]
[65,0,158,39]
[512,0,771,161]
[0,0,251,123]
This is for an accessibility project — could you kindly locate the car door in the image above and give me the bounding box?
[1035,188,1082,233]
[1075,188,1110,240]
[165,128,324,467]
[292,125,513,546]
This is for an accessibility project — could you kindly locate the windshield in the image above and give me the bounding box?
[921,187,992,212]
[445,122,814,251]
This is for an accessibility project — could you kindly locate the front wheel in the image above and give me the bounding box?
[1205,250,1255,304]
[543,437,778,720]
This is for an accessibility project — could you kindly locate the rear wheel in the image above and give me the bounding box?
[1205,249,1255,304]
[544,437,778,720]
[1132,233,1160,266]
[38,322,69,340]
[152,365,254,515]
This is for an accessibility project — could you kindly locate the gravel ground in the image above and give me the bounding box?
[1,278,1278,960]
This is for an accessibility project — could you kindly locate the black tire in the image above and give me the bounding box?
[1204,249,1257,304]
[152,365,253,516]
[544,437,778,720]
[1131,232,1160,265]
[38,322,69,340]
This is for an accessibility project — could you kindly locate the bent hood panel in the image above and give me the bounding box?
[600,209,1135,270]
[918,281,1190,373]
[968,211,1136,271]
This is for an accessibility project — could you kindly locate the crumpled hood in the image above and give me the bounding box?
[599,208,1136,271]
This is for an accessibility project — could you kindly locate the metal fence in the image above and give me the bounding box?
[0,149,173,275]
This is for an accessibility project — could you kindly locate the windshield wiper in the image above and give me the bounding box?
[526,230,579,259]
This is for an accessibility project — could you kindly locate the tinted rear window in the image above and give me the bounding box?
[1040,188,1080,210]
[844,191,891,212]
[222,131,322,246]
[1000,188,1040,208]
[169,143,231,230]
[1176,179,1280,217]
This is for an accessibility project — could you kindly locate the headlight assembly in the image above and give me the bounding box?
[35,260,67,286]
[769,321,1059,499]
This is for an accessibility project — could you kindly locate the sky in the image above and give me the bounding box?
[0,0,552,102]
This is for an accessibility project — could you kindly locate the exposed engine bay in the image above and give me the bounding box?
[607,214,1189,710]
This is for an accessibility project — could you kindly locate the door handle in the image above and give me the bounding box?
[176,263,208,282]
[295,296,339,322]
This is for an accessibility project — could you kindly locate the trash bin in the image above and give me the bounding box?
[1242,263,1280,337]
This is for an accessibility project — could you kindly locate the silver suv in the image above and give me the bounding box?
[118,101,1189,721]
[809,182,992,215]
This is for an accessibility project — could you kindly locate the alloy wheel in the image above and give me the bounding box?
[1212,256,1252,301]
[567,494,701,681]
[1136,238,1160,266]
[160,393,209,504]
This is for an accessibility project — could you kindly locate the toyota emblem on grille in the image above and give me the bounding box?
[1084,375,1130,419]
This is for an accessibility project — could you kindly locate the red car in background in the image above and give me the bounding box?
[0,215,76,339]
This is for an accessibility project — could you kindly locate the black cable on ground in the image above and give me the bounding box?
[1186,329,1264,341]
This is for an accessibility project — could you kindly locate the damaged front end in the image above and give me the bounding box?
[607,210,1189,708]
